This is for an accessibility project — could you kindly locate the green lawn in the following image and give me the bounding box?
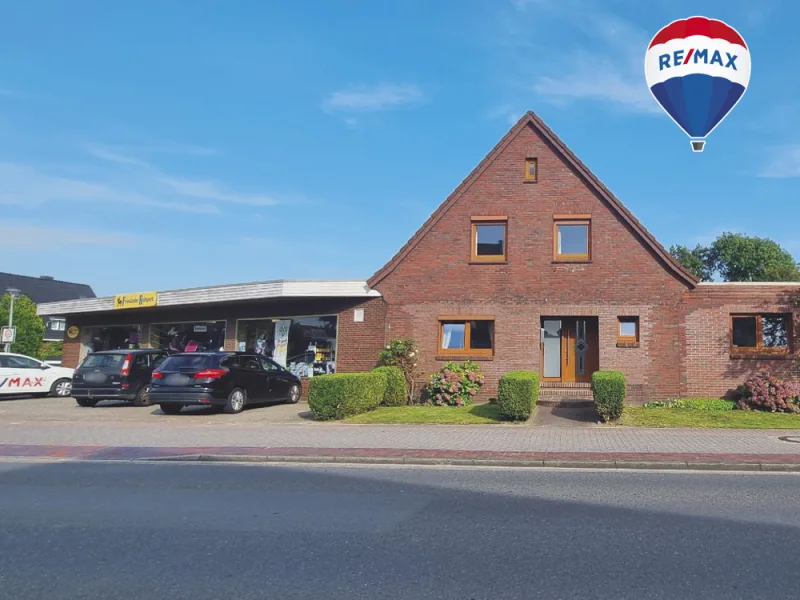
[344,403,509,424]
[620,407,800,429]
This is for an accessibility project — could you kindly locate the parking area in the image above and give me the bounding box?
[0,396,315,425]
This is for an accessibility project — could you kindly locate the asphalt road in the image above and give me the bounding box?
[1,462,800,600]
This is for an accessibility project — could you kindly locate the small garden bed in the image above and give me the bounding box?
[619,407,800,429]
[344,403,509,425]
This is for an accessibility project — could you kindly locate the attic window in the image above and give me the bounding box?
[553,215,591,262]
[524,158,538,182]
[471,217,507,262]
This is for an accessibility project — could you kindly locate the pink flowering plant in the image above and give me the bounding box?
[737,372,800,413]
[426,361,485,407]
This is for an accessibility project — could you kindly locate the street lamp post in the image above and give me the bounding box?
[4,287,21,353]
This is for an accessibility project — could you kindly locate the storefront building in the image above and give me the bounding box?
[38,111,800,403]
[38,281,386,389]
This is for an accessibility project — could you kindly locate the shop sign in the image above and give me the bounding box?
[114,292,158,310]
[273,320,291,367]
[193,324,208,333]
[67,325,80,339]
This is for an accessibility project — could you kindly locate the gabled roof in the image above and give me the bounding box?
[368,110,699,288]
[0,272,96,304]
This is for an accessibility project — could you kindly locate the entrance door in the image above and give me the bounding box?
[541,317,598,383]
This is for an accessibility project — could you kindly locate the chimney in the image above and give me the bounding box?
[40,275,54,280]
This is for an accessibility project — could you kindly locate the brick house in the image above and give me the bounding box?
[367,112,800,402]
[39,111,799,403]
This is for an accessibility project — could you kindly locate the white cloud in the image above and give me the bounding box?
[158,176,281,207]
[0,162,219,214]
[0,221,139,248]
[322,83,424,113]
[491,0,661,116]
[758,145,800,178]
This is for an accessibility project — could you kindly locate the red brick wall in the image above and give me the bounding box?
[373,121,691,402]
[60,296,383,372]
[682,284,800,398]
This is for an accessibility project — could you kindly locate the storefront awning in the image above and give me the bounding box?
[36,279,381,316]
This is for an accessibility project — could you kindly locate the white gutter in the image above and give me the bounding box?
[37,279,381,316]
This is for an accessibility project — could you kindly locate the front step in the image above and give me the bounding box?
[539,383,594,407]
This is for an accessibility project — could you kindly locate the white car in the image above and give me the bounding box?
[0,353,74,397]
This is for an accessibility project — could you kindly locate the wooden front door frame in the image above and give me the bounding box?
[540,316,599,383]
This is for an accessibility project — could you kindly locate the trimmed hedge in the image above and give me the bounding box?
[497,371,540,421]
[373,366,407,406]
[592,370,626,422]
[308,372,386,420]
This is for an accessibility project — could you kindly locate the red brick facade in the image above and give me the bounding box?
[366,112,800,402]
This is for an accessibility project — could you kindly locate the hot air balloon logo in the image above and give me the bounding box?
[644,16,750,152]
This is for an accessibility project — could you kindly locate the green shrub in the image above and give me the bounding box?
[307,372,386,420]
[644,398,736,411]
[592,370,626,422]
[497,371,539,421]
[373,366,407,406]
[427,361,485,406]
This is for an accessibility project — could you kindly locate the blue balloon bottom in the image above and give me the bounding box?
[650,74,745,139]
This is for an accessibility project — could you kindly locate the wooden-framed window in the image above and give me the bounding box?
[438,317,494,356]
[553,215,591,262]
[471,217,507,262]
[524,158,538,182]
[731,313,791,355]
[617,316,639,345]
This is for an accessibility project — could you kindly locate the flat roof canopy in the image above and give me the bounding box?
[37,279,381,316]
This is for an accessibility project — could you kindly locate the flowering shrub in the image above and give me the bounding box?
[378,338,420,404]
[426,361,485,406]
[737,372,800,413]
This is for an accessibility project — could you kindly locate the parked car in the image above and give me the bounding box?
[72,349,169,407]
[0,352,74,397]
[150,351,302,415]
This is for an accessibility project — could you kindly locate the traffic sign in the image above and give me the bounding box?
[1,326,16,344]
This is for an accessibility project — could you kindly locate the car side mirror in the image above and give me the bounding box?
[40,363,50,369]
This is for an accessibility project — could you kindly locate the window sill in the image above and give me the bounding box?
[435,354,494,361]
[730,352,791,360]
[616,341,640,348]
[469,260,508,265]
[522,179,538,183]
[553,260,591,264]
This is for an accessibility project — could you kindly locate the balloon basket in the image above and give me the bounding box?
[690,139,706,152]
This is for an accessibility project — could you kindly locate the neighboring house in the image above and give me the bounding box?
[0,273,96,341]
[38,111,800,403]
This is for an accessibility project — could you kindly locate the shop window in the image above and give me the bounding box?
[83,326,141,355]
[554,216,591,262]
[150,321,227,353]
[471,217,508,262]
[236,315,338,377]
[731,314,791,355]
[617,317,639,346]
[438,318,494,356]
[524,158,538,181]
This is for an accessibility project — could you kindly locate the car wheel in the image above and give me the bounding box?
[75,397,97,407]
[160,404,183,415]
[50,378,72,398]
[133,384,152,407]
[224,388,246,414]
[286,383,301,404]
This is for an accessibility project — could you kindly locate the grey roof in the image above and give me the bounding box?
[0,272,96,304]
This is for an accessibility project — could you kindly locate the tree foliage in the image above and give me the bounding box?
[670,232,800,282]
[0,293,44,358]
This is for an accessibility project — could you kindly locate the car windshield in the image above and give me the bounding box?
[80,354,125,369]
[159,355,216,371]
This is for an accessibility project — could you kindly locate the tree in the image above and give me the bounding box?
[0,293,45,358]
[378,337,421,404]
[669,244,712,281]
[669,233,800,282]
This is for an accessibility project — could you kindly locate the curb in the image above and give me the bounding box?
[137,453,800,472]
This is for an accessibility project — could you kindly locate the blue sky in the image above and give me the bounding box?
[0,0,794,296]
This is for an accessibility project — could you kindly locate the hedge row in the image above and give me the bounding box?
[308,366,408,420]
[592,370,626,422]
[308,372,386,420]
[498,371,539,421]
